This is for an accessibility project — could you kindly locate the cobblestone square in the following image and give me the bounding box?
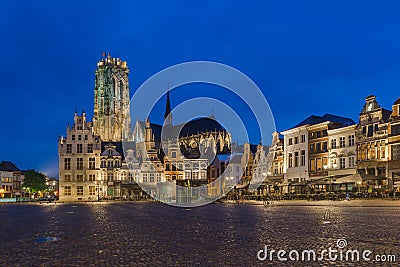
[1,201,400,266]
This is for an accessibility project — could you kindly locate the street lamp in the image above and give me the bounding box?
[23,187,31,200]
[357,181,362,195]
[323,164,336,193]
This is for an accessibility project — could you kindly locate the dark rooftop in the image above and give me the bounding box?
[0,161,20,172]
[292,113,356,129]
[177,117,226,137]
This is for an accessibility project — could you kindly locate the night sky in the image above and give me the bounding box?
[1,0,399,177]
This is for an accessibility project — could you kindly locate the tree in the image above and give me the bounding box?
[23,170,47,193]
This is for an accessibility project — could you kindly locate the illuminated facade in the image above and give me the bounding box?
[59,54,232,202]
[356,95,390,188]
[59,54,133,202]
[388,98,400,189]
[93,54,131,142]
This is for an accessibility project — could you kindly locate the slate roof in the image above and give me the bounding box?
[0,161,20,172]
[142,116,227,141]
[293,113,356,129]
[177,116,226,137]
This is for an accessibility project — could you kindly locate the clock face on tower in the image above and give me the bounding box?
[367,102,373,112]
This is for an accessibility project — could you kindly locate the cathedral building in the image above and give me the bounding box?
[59,54,232,202]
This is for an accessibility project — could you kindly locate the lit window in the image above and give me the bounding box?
[89,158,95,169]
[393,145,400,160]
[348,156,355,168]
[64,175,71,182]
[331,139,337,149]
[87,144,93,153]
[77,175,84,182]
[348,135,355,146]
[77,144,83,153]
[89,186,95,196]
[294,152,299,167]
[340,157,346,169]
[77,158,83,170]
[64,186,71,196]
[77,186,83,196]
[339,137,345,148]
[64,158,71,170]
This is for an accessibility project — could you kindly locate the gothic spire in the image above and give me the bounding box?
[164,91,172,125]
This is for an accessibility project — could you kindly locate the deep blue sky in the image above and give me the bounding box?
[0,0,399,177]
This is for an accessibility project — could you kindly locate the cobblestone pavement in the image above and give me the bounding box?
[1,202,400,266]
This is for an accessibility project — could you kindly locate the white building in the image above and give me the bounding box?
[281,125,309,187]
[224,153,243,188]
[327,124,357,176]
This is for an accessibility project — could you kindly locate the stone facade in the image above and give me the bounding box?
[58,111,102,201]
[356,95,391,188]
[93,54,131,142]
[0,161,24,198]
[59,54,232,202]
[388,98,400,189]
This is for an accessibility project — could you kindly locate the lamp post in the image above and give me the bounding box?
[23,187,31,201]
[323,163,337,193]
[357,181,362,194]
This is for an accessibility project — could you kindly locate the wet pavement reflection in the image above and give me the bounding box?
[0,202,399,266]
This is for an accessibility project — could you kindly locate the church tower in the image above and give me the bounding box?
[93,53,131,141]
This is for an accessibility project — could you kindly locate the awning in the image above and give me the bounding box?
[308,178,329,185]
[334,173,387,184]
[290,181,308,186]
[334,173,362,184]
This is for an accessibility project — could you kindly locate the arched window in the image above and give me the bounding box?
[112,78,116,96]
[119,80,124,99]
